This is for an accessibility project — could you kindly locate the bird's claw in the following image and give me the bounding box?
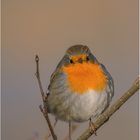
[89,120,97,136]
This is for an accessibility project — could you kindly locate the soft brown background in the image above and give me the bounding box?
[2,0,138,140]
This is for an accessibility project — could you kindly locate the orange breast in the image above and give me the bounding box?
[62,62,107,94]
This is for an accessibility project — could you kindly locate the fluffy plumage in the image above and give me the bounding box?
[47,45,114,123]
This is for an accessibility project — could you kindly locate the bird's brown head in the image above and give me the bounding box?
[66,45,91,64]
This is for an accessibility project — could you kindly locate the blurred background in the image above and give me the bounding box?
[2,0,138,140]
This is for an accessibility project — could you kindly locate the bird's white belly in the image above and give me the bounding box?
[47,89,108,122]
[68,90,108,122]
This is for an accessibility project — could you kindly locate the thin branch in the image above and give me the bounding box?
[35,55,45,101]
[77,77,139,140]
[35,55,57,140]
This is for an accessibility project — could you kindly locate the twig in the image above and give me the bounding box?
[35,55,57,140]
[77,77,139,140]
[35,55,45,101]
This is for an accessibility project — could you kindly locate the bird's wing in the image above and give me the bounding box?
[48,55,67,92]
[100,63,114,101]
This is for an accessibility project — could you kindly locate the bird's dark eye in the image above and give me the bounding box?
[70,59,74,64]
[86,56,89,61]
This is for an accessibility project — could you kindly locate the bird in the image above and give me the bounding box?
[46,45,114,140]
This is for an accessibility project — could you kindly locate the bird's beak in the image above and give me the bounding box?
[77,58,83,63]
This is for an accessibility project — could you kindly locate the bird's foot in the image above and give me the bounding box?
[89,119,97,136]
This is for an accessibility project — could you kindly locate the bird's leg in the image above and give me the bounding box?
[69,121,72,140]
[89,118,97,136]
[53,117,58,128]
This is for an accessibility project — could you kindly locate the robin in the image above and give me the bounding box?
[46,45,114,140]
